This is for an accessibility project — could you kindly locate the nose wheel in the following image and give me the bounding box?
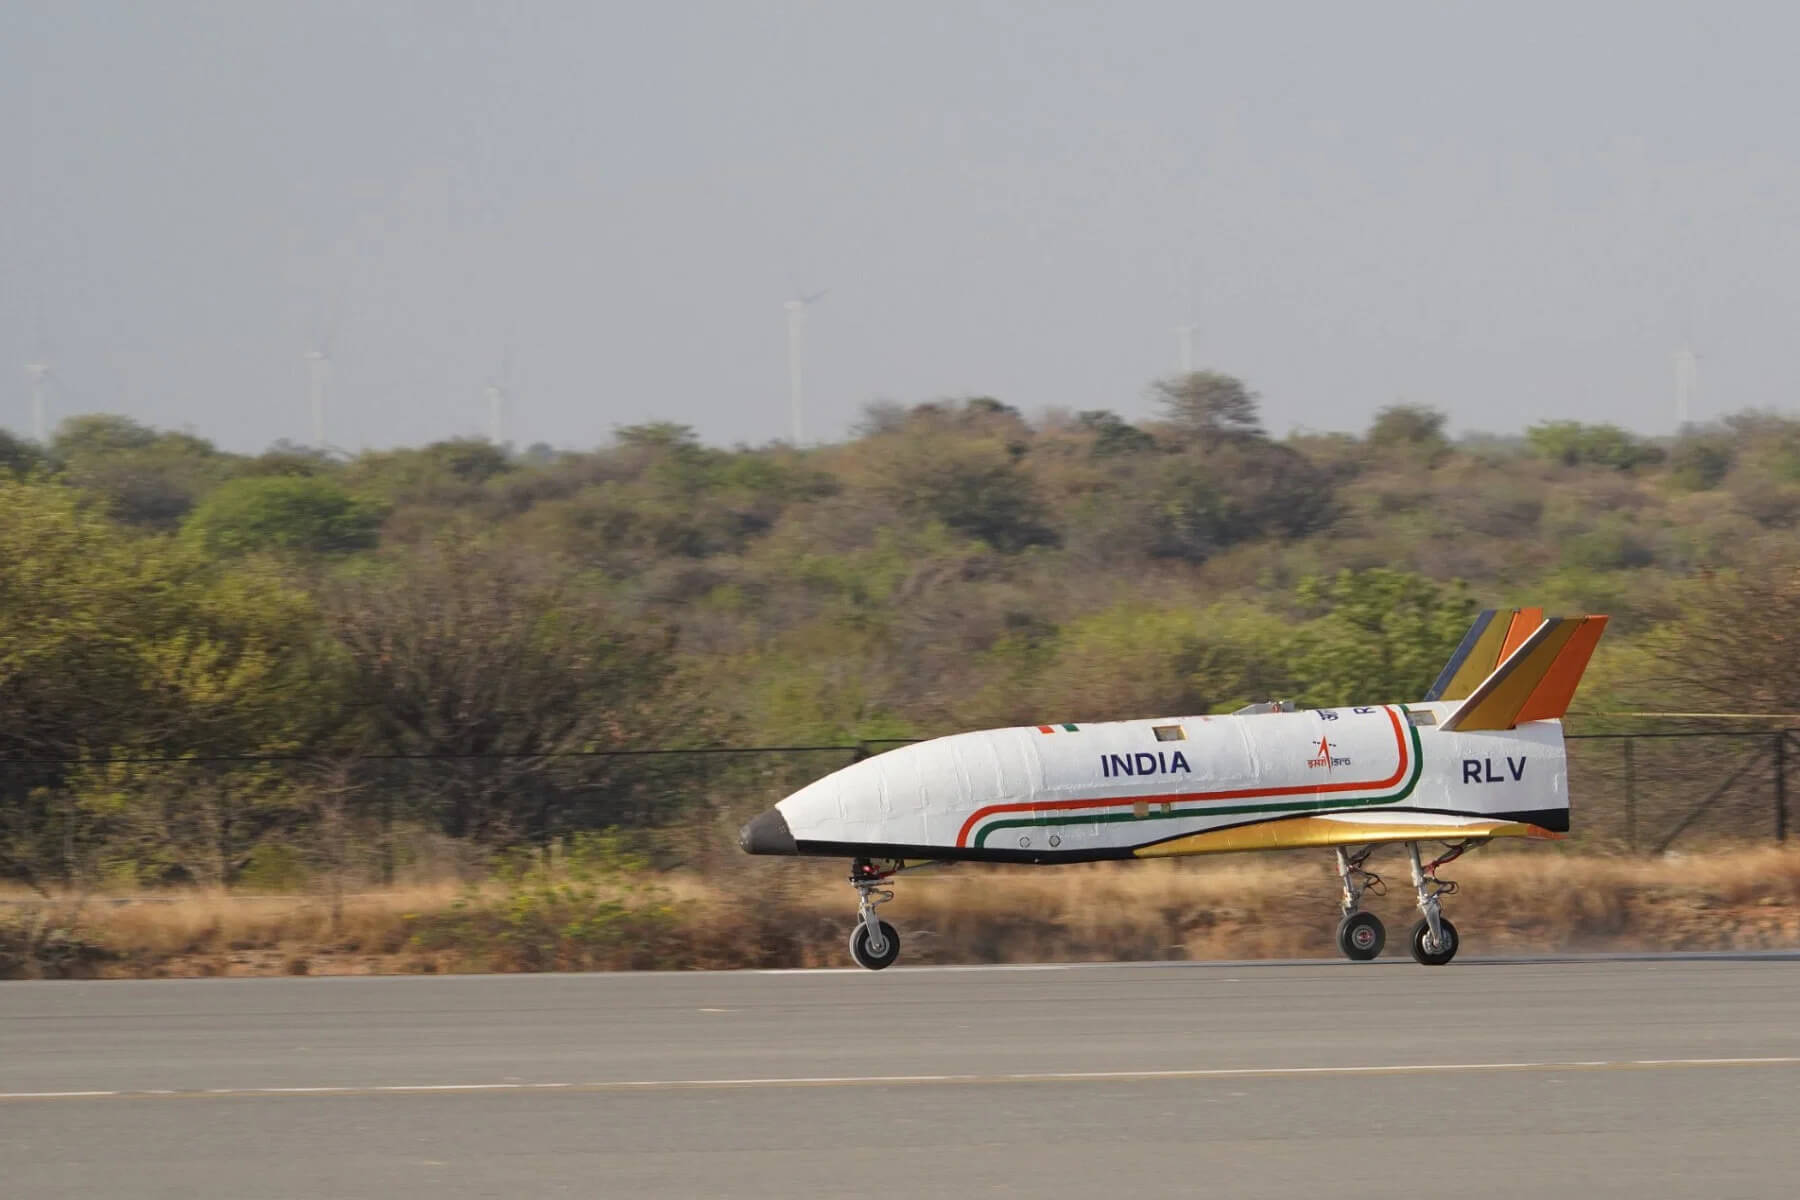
[850,919,901,969]
[847,858,901,970]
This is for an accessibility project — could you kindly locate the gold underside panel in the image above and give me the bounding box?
[1132,815,1563,858]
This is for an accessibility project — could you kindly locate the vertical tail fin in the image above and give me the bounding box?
[1496,606,1546,662]
[1425,609,1509,701]
[1426,607,1552,702]
[1438,614,1609,731]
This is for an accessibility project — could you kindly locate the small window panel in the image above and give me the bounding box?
[1153,725,1186,742]
[1407,710,1437,727]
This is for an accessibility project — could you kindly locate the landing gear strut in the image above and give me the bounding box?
[1404,840,1470,966]
[1330,841,1478,964]
[847,858,900,970]
[1333,846,1386,961]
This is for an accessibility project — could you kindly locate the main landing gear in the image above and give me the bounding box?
[1405,840,1465,966]
[1334,847,1386,960]
[1332,841,1476,965]
[847,858,901,970]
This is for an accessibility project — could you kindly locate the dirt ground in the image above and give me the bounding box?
[6,846,1800,979]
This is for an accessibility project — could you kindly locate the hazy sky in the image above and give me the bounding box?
[8,1,1800,452]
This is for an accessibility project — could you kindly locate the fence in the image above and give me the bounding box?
[1566,730,1794,852]
[1,731,1793,889]
[0,743,909,888]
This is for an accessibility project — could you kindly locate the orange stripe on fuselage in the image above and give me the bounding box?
[953,706,1412,848]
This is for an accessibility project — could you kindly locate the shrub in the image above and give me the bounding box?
[406,832,684,971]
[1668,435,1735,491]
[1527,422,1663,471]
[181,475,384,556]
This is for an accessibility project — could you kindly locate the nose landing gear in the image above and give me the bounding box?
[848,858,901,970]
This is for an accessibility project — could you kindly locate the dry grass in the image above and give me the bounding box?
[7,847,1800,978]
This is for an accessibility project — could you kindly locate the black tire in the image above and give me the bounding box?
[1408,916,1459,966]
[849,920,901,970]
[1335,911,1385,961]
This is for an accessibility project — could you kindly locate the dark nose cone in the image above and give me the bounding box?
[739,807,797,856]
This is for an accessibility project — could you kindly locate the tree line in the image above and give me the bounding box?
[4,371,1799,888]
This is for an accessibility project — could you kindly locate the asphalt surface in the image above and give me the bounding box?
[5,956,1800,1198]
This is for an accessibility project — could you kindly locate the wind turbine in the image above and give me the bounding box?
[23,355,53,444]
[303,307,342,448]
[484,348,515,446]
[1673,344,1700,430]
[1174,260,1200,374]
[304,344,331,446]
[785,288,827,446]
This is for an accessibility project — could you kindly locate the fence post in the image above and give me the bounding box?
[1622,739,1637,854]
[380,792,395,886]
[1777,732,1789,844]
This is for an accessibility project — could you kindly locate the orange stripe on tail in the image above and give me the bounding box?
[1440,614,1608,731]
[1497,606,1545,662]
[1515,615,1609,723]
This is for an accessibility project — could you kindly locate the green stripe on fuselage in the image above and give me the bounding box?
[973,708,1425,849]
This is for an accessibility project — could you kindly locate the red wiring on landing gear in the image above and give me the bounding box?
[1425,841,1474,875]
[849,858,897,883]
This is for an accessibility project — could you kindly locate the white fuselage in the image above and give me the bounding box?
[745,703,1569,863]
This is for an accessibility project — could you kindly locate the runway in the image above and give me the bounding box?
[6,956,1800,1198]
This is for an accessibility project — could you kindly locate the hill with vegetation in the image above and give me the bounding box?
[4,371,1800,921]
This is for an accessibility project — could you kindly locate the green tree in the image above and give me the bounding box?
[1642,566,1800,713]
[1148,442,1338,562]
[320,540,685,843]
[1667,434,1735,491]
[1367,404,1449,464]
[1284,570,1479,707]
[1526,422,1663,471]
[50,415,234,527]
[242,441,341,478]
[0,430,45,477]
[341,439,513,508]
[0,480,150,886]
[0,480,333,886]
[615,422,702,452]
[1154,372,1265,444]
[874,434,1057,553]
[49,414,160,458]
[181,475,384,556]
[982,602,1294,723]
[1075,410,1155,456]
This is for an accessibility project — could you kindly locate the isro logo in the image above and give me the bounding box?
[1307,736,1351,769]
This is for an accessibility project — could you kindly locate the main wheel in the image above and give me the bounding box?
[1408,916,1459,966]
[849,919,901,970]
[1335,911,1385,961]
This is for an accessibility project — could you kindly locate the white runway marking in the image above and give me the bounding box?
[6,1057,1799,1103]
[752,963,1083,975]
